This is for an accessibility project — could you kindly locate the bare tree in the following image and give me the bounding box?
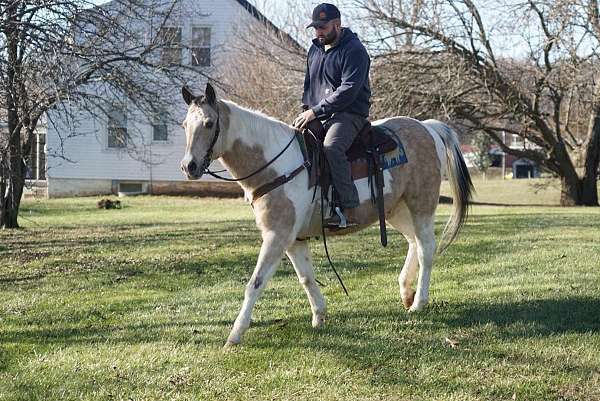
[0,0,210,228]
[358,0,600,206]
[218,0,308,122]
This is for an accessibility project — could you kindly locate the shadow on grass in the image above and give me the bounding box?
[4,219,258,248]
[2,279,599,396]
[248,296,600,387]
[3,294,598,347]
[442,297,600,334]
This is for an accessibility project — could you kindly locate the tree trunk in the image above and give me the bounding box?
[1,7,23,229]
[0,154,24,229]
[581,121,600,206]
[0,123,24,229]
[560,176,582,206]
[0,186,23,229]
[553,140,584,206]
[580,83,600,206]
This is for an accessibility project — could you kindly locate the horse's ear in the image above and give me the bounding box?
[205,83,216,106]
[182,86,194,105]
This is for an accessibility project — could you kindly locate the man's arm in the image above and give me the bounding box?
[310,47,369,118]
[302,63,310,102]
[301,51,312,110]
[295,56,313,128]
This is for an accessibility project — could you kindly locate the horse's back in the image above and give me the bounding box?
[374,116,444,215]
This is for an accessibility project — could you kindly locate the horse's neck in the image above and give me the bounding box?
[218,101,301,191]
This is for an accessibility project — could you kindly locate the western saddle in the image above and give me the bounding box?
[301,119,399,246]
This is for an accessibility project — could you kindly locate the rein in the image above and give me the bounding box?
[198,105,305,187]
[205,131,299,183]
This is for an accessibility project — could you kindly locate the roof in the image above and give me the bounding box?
[91,0,305,52]
[234,0,305,52]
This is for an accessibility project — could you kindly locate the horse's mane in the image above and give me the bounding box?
[221,100,294,137]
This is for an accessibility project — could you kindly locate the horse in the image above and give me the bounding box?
[180,83,473,346]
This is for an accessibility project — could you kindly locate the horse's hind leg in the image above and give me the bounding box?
[399,240,419,309]
[410,213,436,312]
[387,203,419,309]
[226,232,290,346]
[286,240,326,328]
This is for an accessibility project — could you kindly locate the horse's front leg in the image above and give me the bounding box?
[286,240,326,328]
[226,232,289,346]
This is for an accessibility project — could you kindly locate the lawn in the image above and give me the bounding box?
[1,179,600,400]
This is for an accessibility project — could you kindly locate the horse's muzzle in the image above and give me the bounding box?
[181,157,202,180]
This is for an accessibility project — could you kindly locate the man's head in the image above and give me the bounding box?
[307,3,342,46]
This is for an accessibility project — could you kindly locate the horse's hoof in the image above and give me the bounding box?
[223,340,240,350]
[402,291,416,310]
[312,315,325,329]
[408,299,428,313]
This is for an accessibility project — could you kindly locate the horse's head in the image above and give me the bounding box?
[180,83,220,180]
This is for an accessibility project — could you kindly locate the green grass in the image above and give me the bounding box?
[441,177,568,206]
[1,182,600,400]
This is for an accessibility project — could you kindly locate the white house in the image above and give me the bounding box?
[43,0,301,198]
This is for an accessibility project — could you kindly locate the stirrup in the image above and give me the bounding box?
[334,207,348,228]
[326,207,357,229]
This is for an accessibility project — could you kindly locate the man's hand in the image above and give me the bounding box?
[293,109,316,130]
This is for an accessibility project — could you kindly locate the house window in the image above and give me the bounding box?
[191,27,211,67]
[152,111,168,141]
[107,106,127,148]
[159,27,182,65]
[511,134,524,149]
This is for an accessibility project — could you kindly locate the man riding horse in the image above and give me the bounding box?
[179,3,473,346]
[293,3,371,228]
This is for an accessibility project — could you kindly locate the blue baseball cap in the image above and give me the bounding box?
[307,3,341,28]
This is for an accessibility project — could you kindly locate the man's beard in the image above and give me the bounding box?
[317,29,338,45]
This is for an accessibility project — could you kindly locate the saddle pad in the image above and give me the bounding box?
[350,125,408,180]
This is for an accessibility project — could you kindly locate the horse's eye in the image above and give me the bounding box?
[205,121,214,129]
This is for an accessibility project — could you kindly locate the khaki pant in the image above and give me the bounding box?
[322,112,368,209]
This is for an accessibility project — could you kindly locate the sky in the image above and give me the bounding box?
[91,0,596,59]
[245,0,596,60]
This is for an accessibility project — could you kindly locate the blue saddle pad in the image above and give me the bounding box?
[372,125,408,170]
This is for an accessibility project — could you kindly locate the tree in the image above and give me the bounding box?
[358,0,600,205]
[218,0,308,122]
[471,131,492,179]
[0,0,208,228]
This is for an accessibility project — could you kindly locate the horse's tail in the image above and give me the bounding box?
[423,119,474,254]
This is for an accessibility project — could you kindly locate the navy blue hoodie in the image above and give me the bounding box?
[302,28,371,119]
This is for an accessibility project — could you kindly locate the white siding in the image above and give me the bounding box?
[46,0,263,186]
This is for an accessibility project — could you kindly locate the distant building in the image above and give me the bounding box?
[462,133,540,179]
[41,0,300,198]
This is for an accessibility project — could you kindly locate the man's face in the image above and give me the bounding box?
[314,20,339,45]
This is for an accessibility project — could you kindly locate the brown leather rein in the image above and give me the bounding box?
[201,113,310,205]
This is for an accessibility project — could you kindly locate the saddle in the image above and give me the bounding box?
[301,119,398,246]
[305,119,397,163]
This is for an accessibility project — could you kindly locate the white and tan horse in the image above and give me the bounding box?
[180,84,473,346]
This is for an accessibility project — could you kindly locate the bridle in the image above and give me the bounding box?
[197,107,221,175]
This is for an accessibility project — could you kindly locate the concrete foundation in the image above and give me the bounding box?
[46,177,242,198]
[47,178,113,198]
